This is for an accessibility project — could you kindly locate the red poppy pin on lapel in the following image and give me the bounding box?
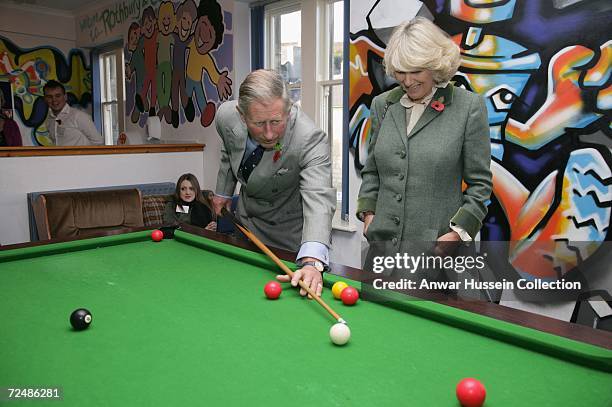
[273,142,282,162]
[430,100,445,112]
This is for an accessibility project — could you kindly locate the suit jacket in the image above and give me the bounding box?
[163,200,213,228]
[215,100,336,251]
[357,85,492,246]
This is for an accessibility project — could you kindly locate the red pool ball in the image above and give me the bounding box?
[340,286,359,305]
[456,378,486,407]
[264,281,282,300]
[151,229,164,242]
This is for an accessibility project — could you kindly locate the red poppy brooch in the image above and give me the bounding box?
[430,99,445,112]
[273,142,283,162]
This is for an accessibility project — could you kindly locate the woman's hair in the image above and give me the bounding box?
[384,17,460,84]
[238,69,291,117]
[174,173,212,210]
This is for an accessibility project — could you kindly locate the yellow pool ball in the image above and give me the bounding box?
[332,281,349,300]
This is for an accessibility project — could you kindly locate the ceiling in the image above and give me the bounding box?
[0,0,99,12]
[0,0,258,13]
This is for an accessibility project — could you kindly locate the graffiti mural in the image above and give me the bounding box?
[349,1,611,285]
[0,37,92,145]
[125,0,233,129]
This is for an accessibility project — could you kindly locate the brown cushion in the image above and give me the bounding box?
[41,189,144,239]
[142,194,170,226]
[73,193,129,228]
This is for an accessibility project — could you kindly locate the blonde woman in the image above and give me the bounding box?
[357,17,492,251]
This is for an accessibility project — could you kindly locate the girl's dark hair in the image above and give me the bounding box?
[128,22,140,34]
[197,0,225,50]
[141,6,156,24]
[174,173,214,212]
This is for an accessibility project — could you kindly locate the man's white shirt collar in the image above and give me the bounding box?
[49,103,70,119]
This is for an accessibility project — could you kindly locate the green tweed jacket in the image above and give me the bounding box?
[357,85,492,245]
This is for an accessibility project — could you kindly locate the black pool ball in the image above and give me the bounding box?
[70,308,92,331]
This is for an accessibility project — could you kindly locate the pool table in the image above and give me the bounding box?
[1,227,611,406]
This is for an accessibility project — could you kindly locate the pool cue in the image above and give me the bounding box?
[221,208,346,324]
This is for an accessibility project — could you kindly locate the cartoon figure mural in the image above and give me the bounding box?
[184,0,232,127]
[156,1,177,123]
[125,21,142,123]
[124,0,233,129]
[171,0,197,128]
[137,6,158,118]
[349,1,611,297]
[0,37,92,145]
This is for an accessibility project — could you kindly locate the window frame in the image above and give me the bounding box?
[260,0,350,222]
[316,0,348,220]
[94,41,125,145]
[264,0,302,103]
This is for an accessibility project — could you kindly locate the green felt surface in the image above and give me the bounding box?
[1,231,611,406]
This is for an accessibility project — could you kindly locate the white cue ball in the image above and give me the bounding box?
[329,323,351,346]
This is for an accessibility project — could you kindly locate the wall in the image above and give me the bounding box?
[0,5,76,53]
[0,151,205,245]
[329,164,365,268]
[0,4,86,147]
[124,0,250,192]
[0,0,362,265]
[76,0,244,191]
[0,0,250,245]
[299,0,317,121]
[232,1,250,88]
[0,0,366,267]
[201,0,250,190]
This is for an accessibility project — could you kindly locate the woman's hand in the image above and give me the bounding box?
[434,230,461,256]
[363,213,375,235]
[205,221,217,231]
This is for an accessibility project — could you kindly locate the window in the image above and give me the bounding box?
[265,1,302,104]
[262,0,349,222]
[98,46,124,145]
[318,0,345,217]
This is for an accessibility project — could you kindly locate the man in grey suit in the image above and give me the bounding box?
[213,70,336,297]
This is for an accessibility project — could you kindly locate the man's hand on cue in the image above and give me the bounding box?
[277,258,324,299]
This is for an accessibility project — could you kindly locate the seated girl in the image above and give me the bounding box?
[163,173,216,230]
